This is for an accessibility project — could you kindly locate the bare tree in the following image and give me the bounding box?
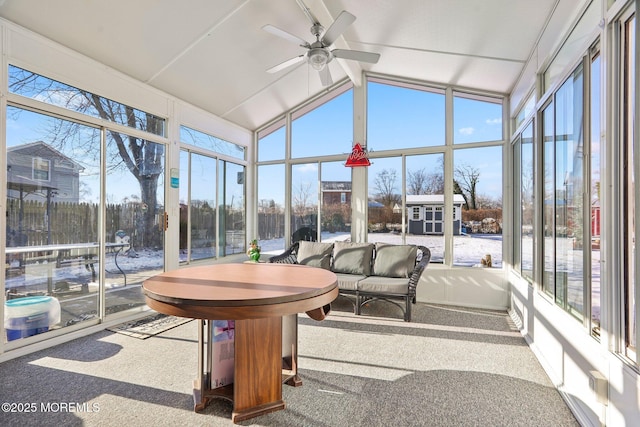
[374,169,401,206]
[455,163,481,210]
[293,182,314,218]
[407,168,428,195]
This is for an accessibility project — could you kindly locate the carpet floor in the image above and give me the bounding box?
[0,298,579,426]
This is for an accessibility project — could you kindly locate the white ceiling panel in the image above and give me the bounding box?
[0,0,586,131]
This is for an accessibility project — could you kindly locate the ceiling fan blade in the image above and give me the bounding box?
[318,67,333,86]
[332,49,380,64]
[321,10,356,46]
[262,24,310,48]
[266,55,306,73]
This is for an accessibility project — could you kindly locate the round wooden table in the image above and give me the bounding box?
[143,262,337,423]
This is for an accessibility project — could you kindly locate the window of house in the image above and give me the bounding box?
[32,158,51,181]
[291,83,353,159]
[622,12,636,361]
[179,150,217,263]
[257,164,285,253]
[454,92,503,144]
[180,125,245,160]
[320,161,352,240]
[541,62,586,321]
[368,78,445,150]
[258,118,286,162]
[406,153,445,262]
[291,162,319,240]
[521,122,535,281]
[590,47,602,338]
[453,146,503,267]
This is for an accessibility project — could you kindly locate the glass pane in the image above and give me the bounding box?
[219,161,245,256]
[453,147,503,267]
[258,119,286,161]
[542,103,555,296]
[9,65,165,137]
[291,163,319,241]
[367,157,402,244]
[189,153,217,262]
[5,107,100,340]
[521,123,535,280]
[555,65,584,319]
[368,79,445,150]
[180,125,244,160]
[454,93,503,144]
[406,154,445,263]
[257,164,285,254]
[590,53,602,336]
[320,161,352,242]
[179,151,190,263]
[105,132,165,316]
[624,15,636,357]
[291,88,353,158]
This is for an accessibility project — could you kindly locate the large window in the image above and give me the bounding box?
[622,13,636,360]
[590,48,602,337]
[367,157,402,244]
[542,63,585,321]
[514,121,534,280]
[178,124,246,264]
[454,92,503,144]
[291,162,319,240]
[5,102,166,341]
[453,146,503,267]
[179,151,217,263]
[406,153,445,263]
[291,84,353,159]
[368,79,445,150]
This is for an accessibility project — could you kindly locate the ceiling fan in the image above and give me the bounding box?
[263,2,380,86]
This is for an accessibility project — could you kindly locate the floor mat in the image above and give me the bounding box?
[107,313,192,339]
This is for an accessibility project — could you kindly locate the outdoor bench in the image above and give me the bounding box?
[269,240,431,322]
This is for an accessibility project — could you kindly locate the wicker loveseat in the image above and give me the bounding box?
[268,241,431,322]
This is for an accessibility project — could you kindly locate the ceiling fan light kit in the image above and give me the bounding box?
[309,48,330,70]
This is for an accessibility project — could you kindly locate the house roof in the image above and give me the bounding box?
[406,194,466,205]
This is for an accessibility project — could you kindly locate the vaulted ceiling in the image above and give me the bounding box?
[0,0,581,131]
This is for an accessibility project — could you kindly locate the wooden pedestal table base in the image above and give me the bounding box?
[143,263,337,424]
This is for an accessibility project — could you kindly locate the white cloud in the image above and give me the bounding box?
[486,118,502,125]
[459,127,474,135]
[295,163,318,173]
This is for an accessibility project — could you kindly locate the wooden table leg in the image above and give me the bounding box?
[232,316,285,423]
[282,313,302,386]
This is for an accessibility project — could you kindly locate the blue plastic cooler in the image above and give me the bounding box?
[4,296,61,341]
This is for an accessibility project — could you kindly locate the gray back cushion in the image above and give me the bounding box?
[296,241,333,270]
[331,242,374,275]
[372,243,417,278]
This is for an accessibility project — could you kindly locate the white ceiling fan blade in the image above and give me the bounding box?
[262,24,310,48]
[332,49,380,64]
[266,55,306,73]
[321,11,356,46]
[318,66,333,86]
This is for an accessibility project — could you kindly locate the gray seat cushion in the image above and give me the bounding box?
[331,242,374,276]
[357,276,410,294]
[372,243,417,278]
[296,241,334,270]
[334,273,366,291]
